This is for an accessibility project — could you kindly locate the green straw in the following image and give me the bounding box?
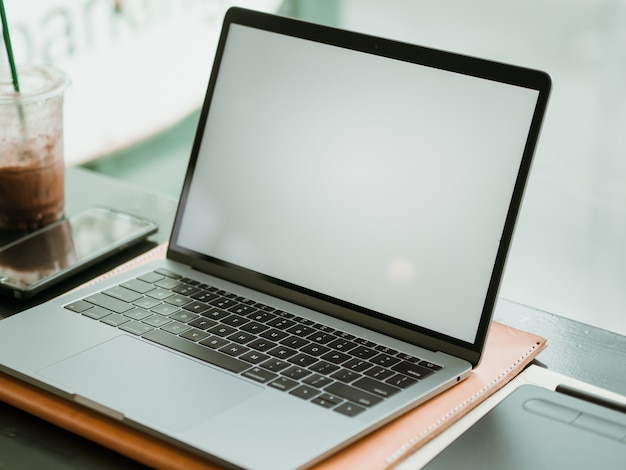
[0,0,20,93]
[1,0,27,147]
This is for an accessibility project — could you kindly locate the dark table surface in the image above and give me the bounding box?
[1,167,625,469]
[0,167,178,319]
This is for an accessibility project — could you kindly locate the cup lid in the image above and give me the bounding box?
[0,65,69,104]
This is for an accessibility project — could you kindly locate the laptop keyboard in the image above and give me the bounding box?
[64,268,442,417]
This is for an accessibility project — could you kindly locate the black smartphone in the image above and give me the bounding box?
[0,206,158,299]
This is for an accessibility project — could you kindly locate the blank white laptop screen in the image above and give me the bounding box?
[177,24,539,344]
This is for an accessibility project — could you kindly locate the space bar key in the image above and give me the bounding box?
[143,329,249,373]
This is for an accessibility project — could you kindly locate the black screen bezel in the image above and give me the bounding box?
[168,7,551,367]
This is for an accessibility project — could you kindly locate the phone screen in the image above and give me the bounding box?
[0,207,157,297]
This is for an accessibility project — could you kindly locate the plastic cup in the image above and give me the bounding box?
[0,65,69,231]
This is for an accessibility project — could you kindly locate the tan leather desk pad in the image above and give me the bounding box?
[0,244,546,469]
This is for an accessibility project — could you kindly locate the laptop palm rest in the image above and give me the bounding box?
[38,335,262,432]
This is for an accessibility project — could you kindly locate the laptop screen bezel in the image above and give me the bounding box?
[168,7,551,367]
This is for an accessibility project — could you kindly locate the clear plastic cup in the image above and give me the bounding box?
[0,65,69,231]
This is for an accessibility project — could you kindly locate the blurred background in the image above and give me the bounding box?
[2,0,625,336]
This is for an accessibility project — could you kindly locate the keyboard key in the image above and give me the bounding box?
[343,358,373,373]
[286,324,316,337]
[255,303,275,312]
[154,278,181,290]
[260,358,290,372]
[85,293,134,314]
[146,288,174,301]
[172,284,202,297]
[267,317,296,330]
[269,377,299,391]
[335,331,356,341]
[419,360,443,372]
[397,353,420,363]
[227,331,256,345]
[352,377,400,398]
[280,336,310,349]
[200,336,230,350]
[330,369,361,383]
[103,286,143,303]
[183,301,210,314]
[101,314,130,327]
[219,343,250,357]
[144,329,249,373]
[391,361,434,380]
[324,382,382,407]
[120,279,155,294]
[169,311,199,323]
[268,345,297,360]
[281,366,310,380]
[82,306,111,320]
[303,374,334,389]
[240,351,270,364]
[65,300,94,313]
[349,346,378,360]
[385,373,417,389]
[237,296,256,305]
[315,324,335,334]
[247,338,276,352]
[327,338,358,352]
[190,291,220,303]
[143,315,171,327]
[208,324,237,337]
[202,308,230,321]
[289,385,320,400]
[209,297,239,310]
[151,303,181,316]
[180,328,210,342]
[133,297,161,309]
[353,338,377,348]
[161,321,190,335]
[243,367,277,384]
[260,328,289,342]
[153,268,181,279]
[164,295,191,307]
[312,393,342,408]
[240,321,269,335]
[120,321,154,336]
[247,311,276,323]
[320,350,351,365]
[217,290,236,299]
[228,304,258,316]
[375,345,398,355]
[138,272,164,283]
[306,332,334,344]
[293,316,314,325]
[288,353,318,368]
[300,343,330,357]
[334,402,365,417]
[371,353,401,368]
[309,361,339,375]
[188,317,217,330]
[124,308,153,321]
[364,366,395,381]
[222,314,249,328]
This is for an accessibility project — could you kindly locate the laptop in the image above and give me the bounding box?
[0,7,550,470]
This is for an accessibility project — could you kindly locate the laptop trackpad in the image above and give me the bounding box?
[38,335,262,432]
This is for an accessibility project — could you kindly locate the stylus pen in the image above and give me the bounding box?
[556,384,626,414]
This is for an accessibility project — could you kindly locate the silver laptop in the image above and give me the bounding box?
[0,7,550,470]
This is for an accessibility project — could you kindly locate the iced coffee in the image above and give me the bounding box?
[0,65,69,230]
